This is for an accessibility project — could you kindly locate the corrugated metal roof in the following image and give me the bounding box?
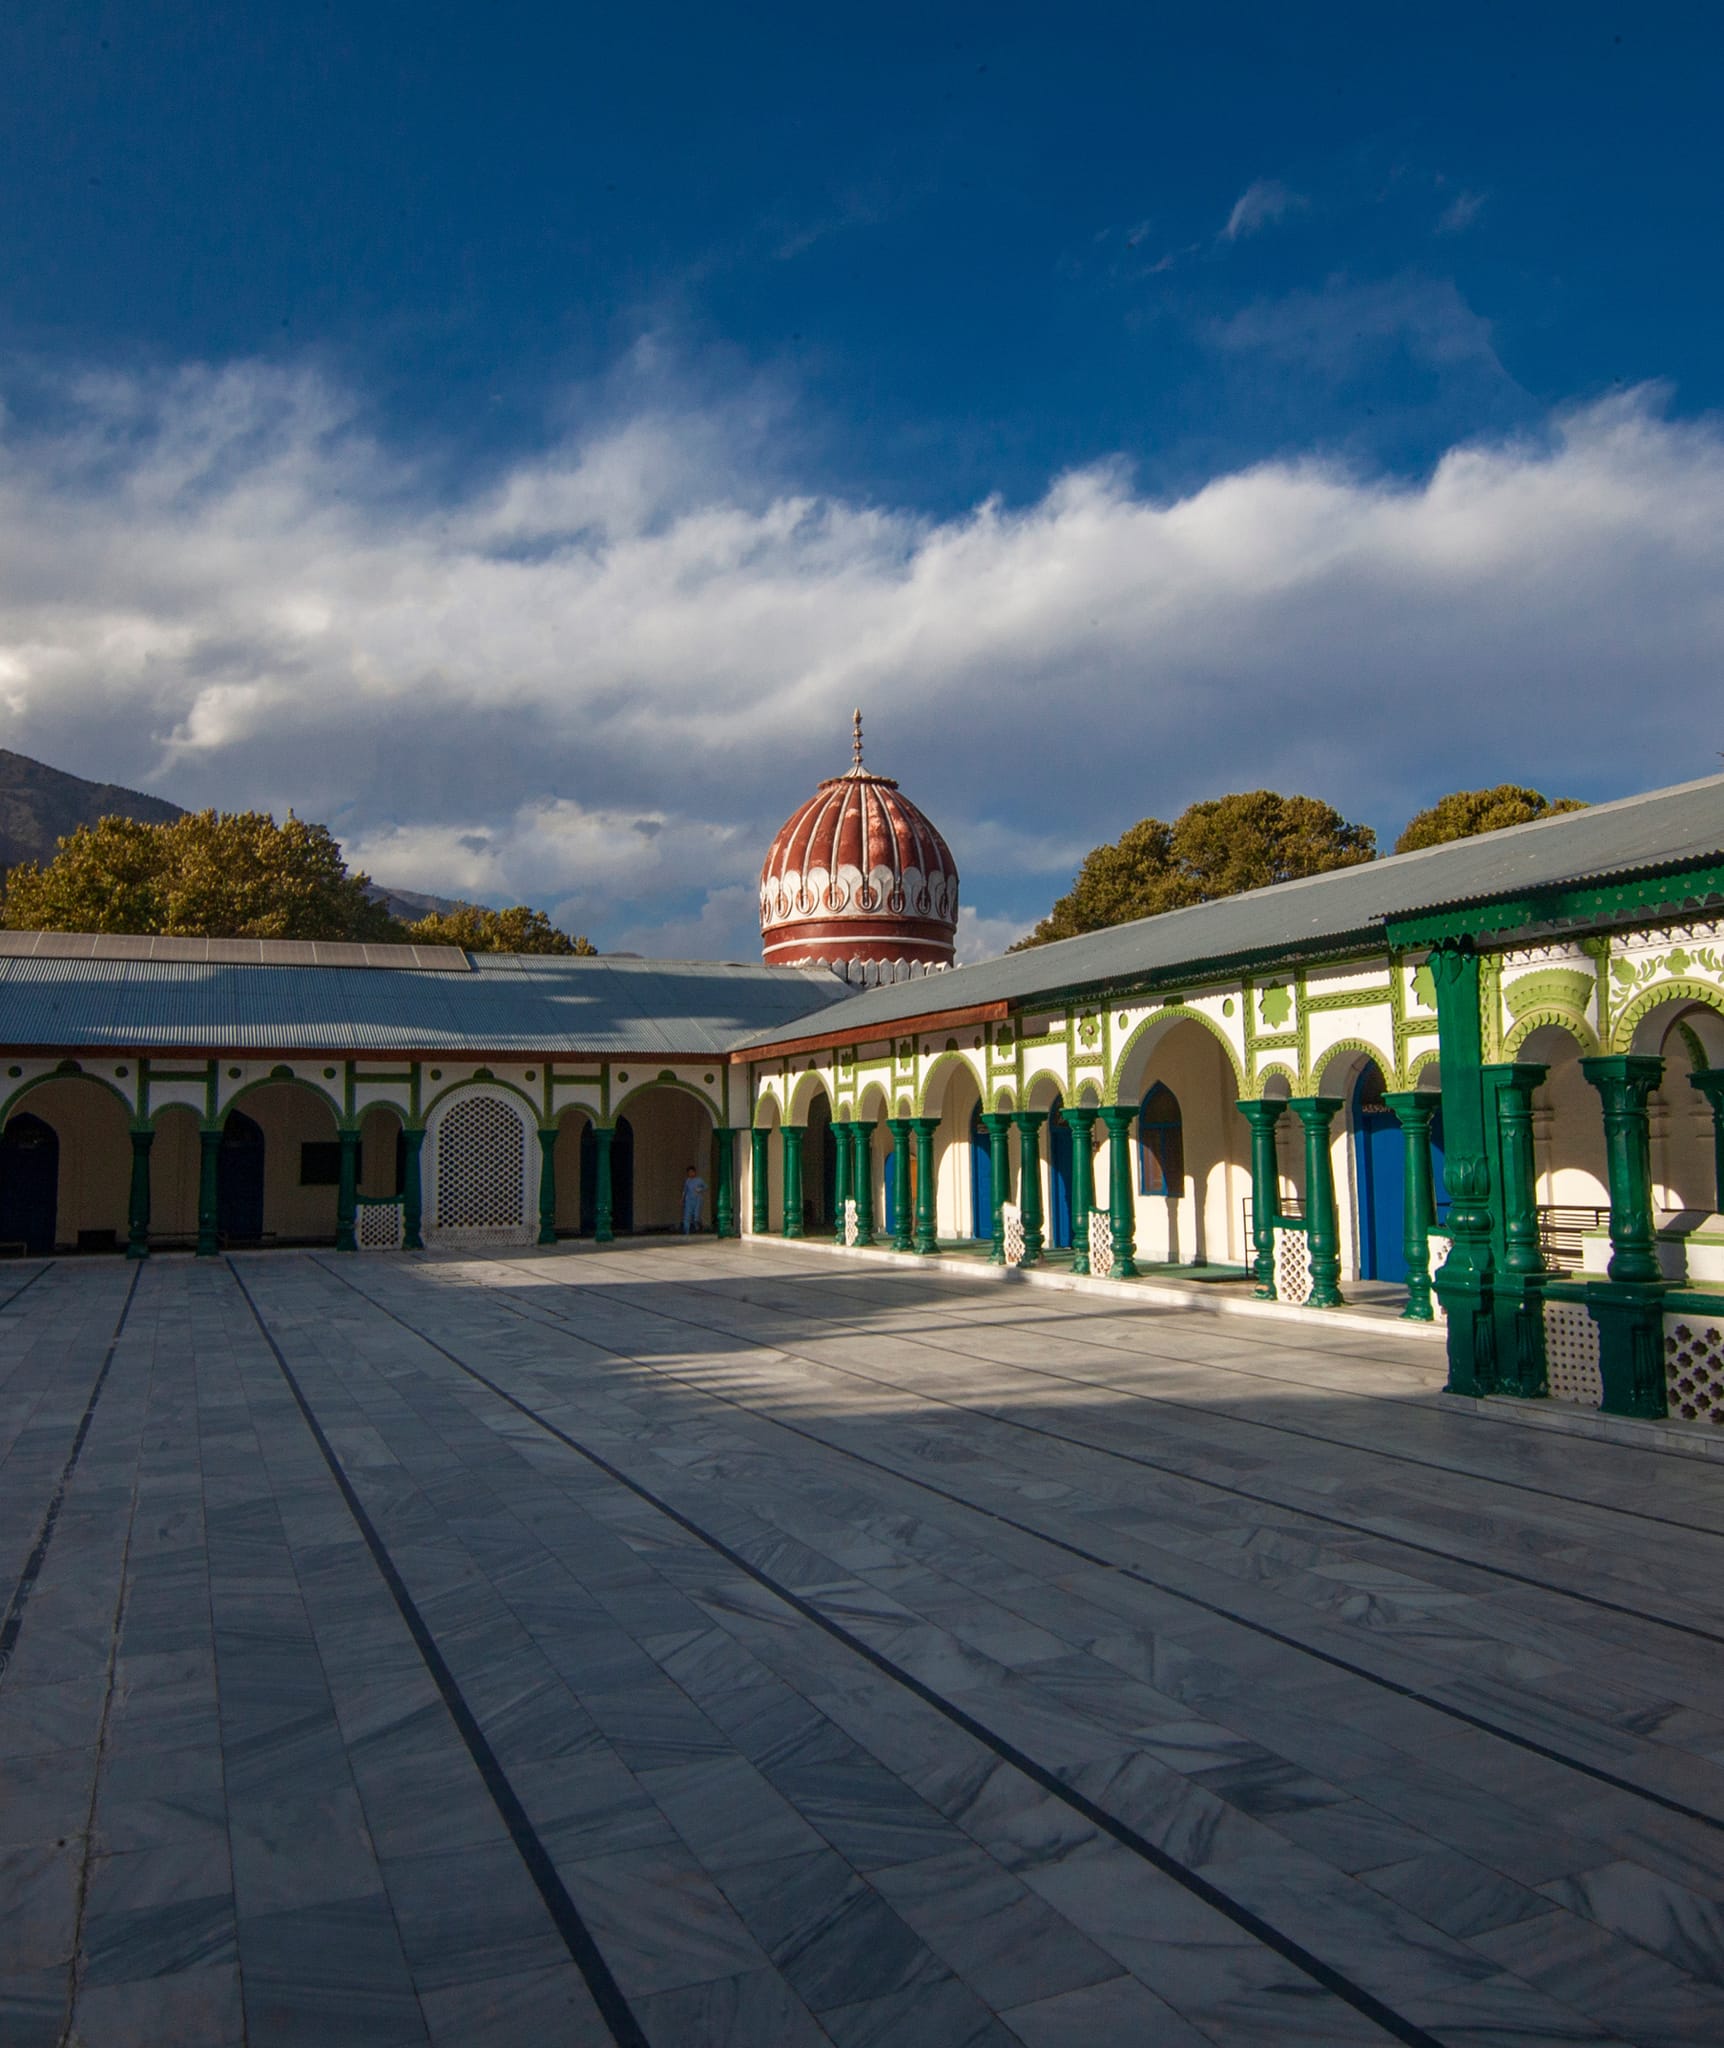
[0,931,470,970]
[0,951,850,1055]
[735,770,1724,1048]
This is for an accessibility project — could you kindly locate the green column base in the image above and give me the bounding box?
[1433,1246,1496,1397]
[1586,1280,1669,1418]
[1493,1275,1549,1400]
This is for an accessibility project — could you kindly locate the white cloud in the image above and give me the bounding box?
[1210,274,1504,379]
[0,360,1722,960]
[955,906,1030,964]
[1437,190,1487,235]
[1222,178,1309,241]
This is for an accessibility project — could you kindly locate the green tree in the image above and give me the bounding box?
[1394,785,1587,854]
[2,811,403,940]
[403,901,595,955]
[1015,791,1376,949]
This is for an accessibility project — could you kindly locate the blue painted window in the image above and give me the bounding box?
[1138,1083,1183,1196]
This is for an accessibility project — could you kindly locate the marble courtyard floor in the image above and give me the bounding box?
[4,1246,1724,2047]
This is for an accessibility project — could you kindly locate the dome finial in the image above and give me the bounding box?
[852,707,864,772]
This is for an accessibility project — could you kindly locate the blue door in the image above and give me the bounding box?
[1048,1098,1073,1250]
[969,1105,992,1239]
[1354,1065,1402,1281]
[0,1113,59,1255]
[218,1110,265,1243]
[882,1145,896,1236]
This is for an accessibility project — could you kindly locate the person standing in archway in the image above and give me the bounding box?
[681,1164,707,1235]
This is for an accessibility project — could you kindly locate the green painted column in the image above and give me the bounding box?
[1690,1069,1724,1210]
[1289,1097,1344,1308]
[1065,1106,1098,1275]
[536,1128,558,1246]
[1012,1111,1047,1266]
[1098,1106,1139,1278]
[1237,1099,1285,1300]
[1582,1056,1665,1283]
[887,1117,914,1251]
[981,1111,1013,1265]
[1427,941,1498,1397]
[335,1128,361,1253]
[593,1126,616,1244]
[750,1127,771,1236]
[714,1127,737,1239]
[402,1128,425,1249]
[852,1124,875,1247]
[833,1120,854,1243]
[1484,1064,1549,1395]
[911,1116,939,1254]
[196,1127,221,1257]
[781,1126,805,1239]
[1581,1053,1668,1419]
[1383,1092,1439,1322]
[126,1127,154,1261]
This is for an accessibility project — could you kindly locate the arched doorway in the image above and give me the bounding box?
[1350,1062,1445,1283]
[581,1115,635,1233]
[0,1113,59,1254]
[969,1102,992,1242]
[219,1110,266,1242]
[1047,1095,1073,1250]
[553,1108,588,1236]
[804,1093,834,1236]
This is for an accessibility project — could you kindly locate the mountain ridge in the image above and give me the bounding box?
[0,748,462,922]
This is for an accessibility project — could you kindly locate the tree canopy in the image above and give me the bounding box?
[1015,792,1376,949]
[1,810,595,954]
[1394,784,1587,854]
[402,901,595,955]
[1,811,401,941]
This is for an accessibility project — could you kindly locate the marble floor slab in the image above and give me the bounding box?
[2,1239,1722,2045]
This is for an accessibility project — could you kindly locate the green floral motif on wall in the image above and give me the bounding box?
[1410,962,1436,1011]
[1078,1012,1100,1050]
[1610,945,1723,991]
[1259,983,1293,1029]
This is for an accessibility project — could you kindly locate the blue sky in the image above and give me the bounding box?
[2,4,1721,954]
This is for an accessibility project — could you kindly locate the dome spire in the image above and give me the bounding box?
[851,706,864,774]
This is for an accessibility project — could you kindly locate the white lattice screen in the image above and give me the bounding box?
[1543,1300,1602,1407]
[843,1199,859,1247]
[431,1094,531,1243]
[1088,1211,1113,1278]
[355,1199,404,1251]
[1274,1227,1312,1306]
[1664,1315,1724,1426]
[1002,1201,1025,1267]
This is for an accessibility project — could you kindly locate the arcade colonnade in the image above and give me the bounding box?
[741,915,1724,1427]
[0,1056,741,1259]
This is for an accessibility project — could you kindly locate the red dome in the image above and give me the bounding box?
[761,716,959,976]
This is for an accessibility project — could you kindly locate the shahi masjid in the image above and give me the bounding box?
[3,721,1724,1429]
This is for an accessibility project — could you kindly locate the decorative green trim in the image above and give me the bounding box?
[0,1065,135,1127]
[420,1072,549,1126]
[609,1074,723,1128]
[1385,857,1724,949]
[1501,1007,1598,1060]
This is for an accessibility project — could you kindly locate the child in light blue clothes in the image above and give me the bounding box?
[681,1166,707,1234]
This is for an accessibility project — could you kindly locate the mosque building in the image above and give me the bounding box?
[3,721,1724,1436]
